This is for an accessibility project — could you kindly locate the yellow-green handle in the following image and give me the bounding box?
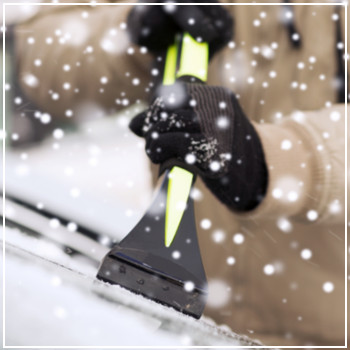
[163,33,208,85]
[163,34,209,247]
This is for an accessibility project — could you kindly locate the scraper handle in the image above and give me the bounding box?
[163,33,209,85]
[162,34,209,248]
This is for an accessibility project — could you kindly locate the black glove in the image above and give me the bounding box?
[129,81,268,212]
[127,1,233,58]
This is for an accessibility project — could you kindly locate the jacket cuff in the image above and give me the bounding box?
[240,120,319,220]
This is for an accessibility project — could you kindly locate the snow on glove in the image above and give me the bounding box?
[129,81,268,212]
[127,0,233,58]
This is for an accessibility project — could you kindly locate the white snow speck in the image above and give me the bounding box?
[53,129,64,140]
[287,191,299,202]
[184,281,195,292]
[127,47,135,55]
[67,222,78,232]
[40,113,51,124]
[212,230,226,243]
[151,69,159,76]
[228,41,235,49]
[281,139,292,150]
[218,101,226,109]
[99,236,111,246]
[52,93,60,100]
[233,233,244,245]
[151,132,158,139]
[247,76,255,84]
[36,202,44,210]
[132,78,140,86]
[323,281,334,293]
[329,200,341,214]
[300,248,312,260]
[207,279,231,308]
[65,110,73,117]
[63,82,71,90]
[49,218,60,229]
[200,219,212,230]
[226,256,236,265]
[14,97,22,105]
[100,29,129,55]
[185,154,196,164]
[190,187,203,201]
[277,217,292,233]
[269,71,277,78]
[285,10,293,19]
[163,4,177,13]
[140,47,148,54]
[209,161,220,172]
[172,251,181,260]
[253,19,261,27]
[292,33,300,42]
[309,56,316,64]
[23,74,39,88]
[330,111,341,122]
[217,116,230,129]
[261,45,274,59]
[272,188,283,199]
[297,62,305,70]
[100,76,108,84]
[188,18,195,25]
[263,264,275,275]
[85,46,93,53]
[306,210,318,221]
[189,99,197,107]
[337,42,344,50]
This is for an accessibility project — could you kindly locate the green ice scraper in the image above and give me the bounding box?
[97,33,209,319]
[164,33,208,247]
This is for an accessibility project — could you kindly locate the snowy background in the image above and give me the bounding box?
[1,104,263,347]
[1,1,347,347]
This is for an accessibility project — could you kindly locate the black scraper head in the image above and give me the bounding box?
[97,170,207,319]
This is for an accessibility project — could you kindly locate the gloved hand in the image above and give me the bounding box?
[129,81,268,211]
[127,1,233,58]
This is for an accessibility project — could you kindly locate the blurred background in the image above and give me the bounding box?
[0,1,347,347]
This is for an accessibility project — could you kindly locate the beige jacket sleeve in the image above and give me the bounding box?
[15,1,152,118]
[245,5,348,224]
[247,104,347,224]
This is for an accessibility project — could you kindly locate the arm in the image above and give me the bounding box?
[248,6,348,224]
[249,104,347,224]
[14,1,152,119]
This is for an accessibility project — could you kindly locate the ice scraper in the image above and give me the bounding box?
[96,33,209,319]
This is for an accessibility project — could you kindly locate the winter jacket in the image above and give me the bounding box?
[14,0,349,346]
